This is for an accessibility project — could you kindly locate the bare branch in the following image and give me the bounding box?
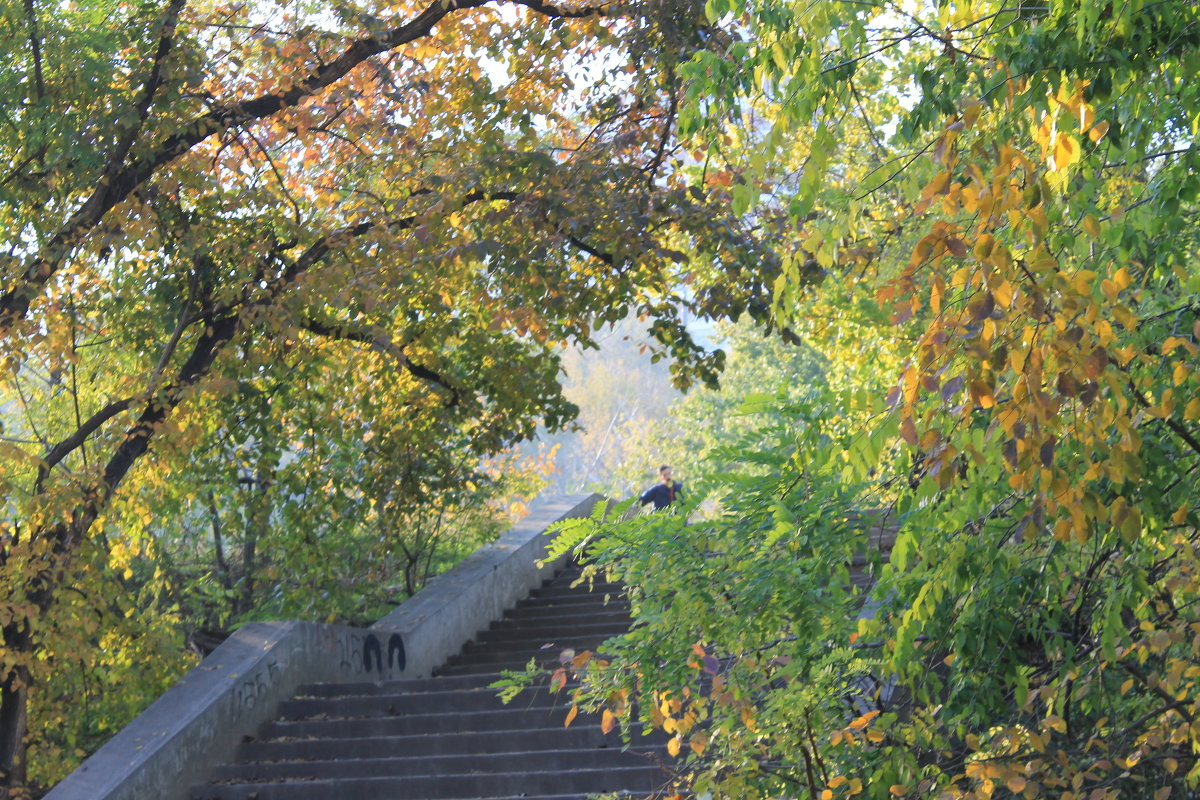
[146,295,193,396]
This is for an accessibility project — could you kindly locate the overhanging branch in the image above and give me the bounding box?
[299,317,462,407]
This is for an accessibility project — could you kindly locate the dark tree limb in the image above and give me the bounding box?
[35,397,136,492]
[23,0,44,102]
[642,74,679,182]
[103,0,190,179]
[299,317,462,407]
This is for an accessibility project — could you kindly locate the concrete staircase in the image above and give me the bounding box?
[191,563,674,800]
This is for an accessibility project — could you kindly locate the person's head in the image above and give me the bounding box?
[659,464,673,484]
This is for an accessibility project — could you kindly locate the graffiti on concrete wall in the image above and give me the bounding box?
[226,656,283,716]
[224,627,407,720]
[362,633,406,672]
[324,627,407,677]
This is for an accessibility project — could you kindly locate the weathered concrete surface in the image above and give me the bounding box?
[44,493,602,800]
[371,494,602,678]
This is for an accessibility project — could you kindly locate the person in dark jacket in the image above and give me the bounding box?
[640,464,683,509]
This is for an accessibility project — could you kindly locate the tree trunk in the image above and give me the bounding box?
[0,623,32,795]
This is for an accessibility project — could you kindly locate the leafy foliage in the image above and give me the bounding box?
[0,0,782,792]
[542,0,1200,798]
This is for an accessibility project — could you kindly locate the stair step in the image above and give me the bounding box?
[193,765,670,800]
[260,705,587,739]
[238,724,652,762]
[527,583,625,599]
[296,671,525,697]
[514,595,631,610]
[214,747,662,781]
[436,660,569,677]
[447,637,617,667]
[193,567,656,800]
[484,616,631,634]
[473,623,630,646]
[488,614,632,632]
[277,685,574,720]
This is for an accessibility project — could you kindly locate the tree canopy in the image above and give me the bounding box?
[4,0,1199,794]
[0,0,786,791]
[537,0,1200,798]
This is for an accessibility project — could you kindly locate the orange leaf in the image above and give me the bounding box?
[564,705,578,727]
[601,709,616,734]
[849,710,880,730]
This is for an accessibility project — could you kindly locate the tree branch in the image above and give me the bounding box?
[23,0,45,102]
[103,0,190,179]
[511,0,611,17]
[36,397,136,492]
[1128,378,1200,459]
[642,75,679,182]
[566,234,615,265]
[299,317,462,407]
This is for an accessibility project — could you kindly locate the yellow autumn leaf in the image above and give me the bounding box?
[601,709,616,734]
[921,171,951,200]
[667,735,681,757]
[1054,133,1080,170]
[1163,337,1197,356]
[564,705,578,727]
[994,279,1014,307]
[1070,269,1097,294]
[849,710,880,730]
[889,785,909,796]
[1089,120,1110,141]
[974,233,994,260]
[740,706,756,729]
[964,103,983,128]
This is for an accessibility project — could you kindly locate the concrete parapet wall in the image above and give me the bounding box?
[370,494,601,677]
[45,494,601,800]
